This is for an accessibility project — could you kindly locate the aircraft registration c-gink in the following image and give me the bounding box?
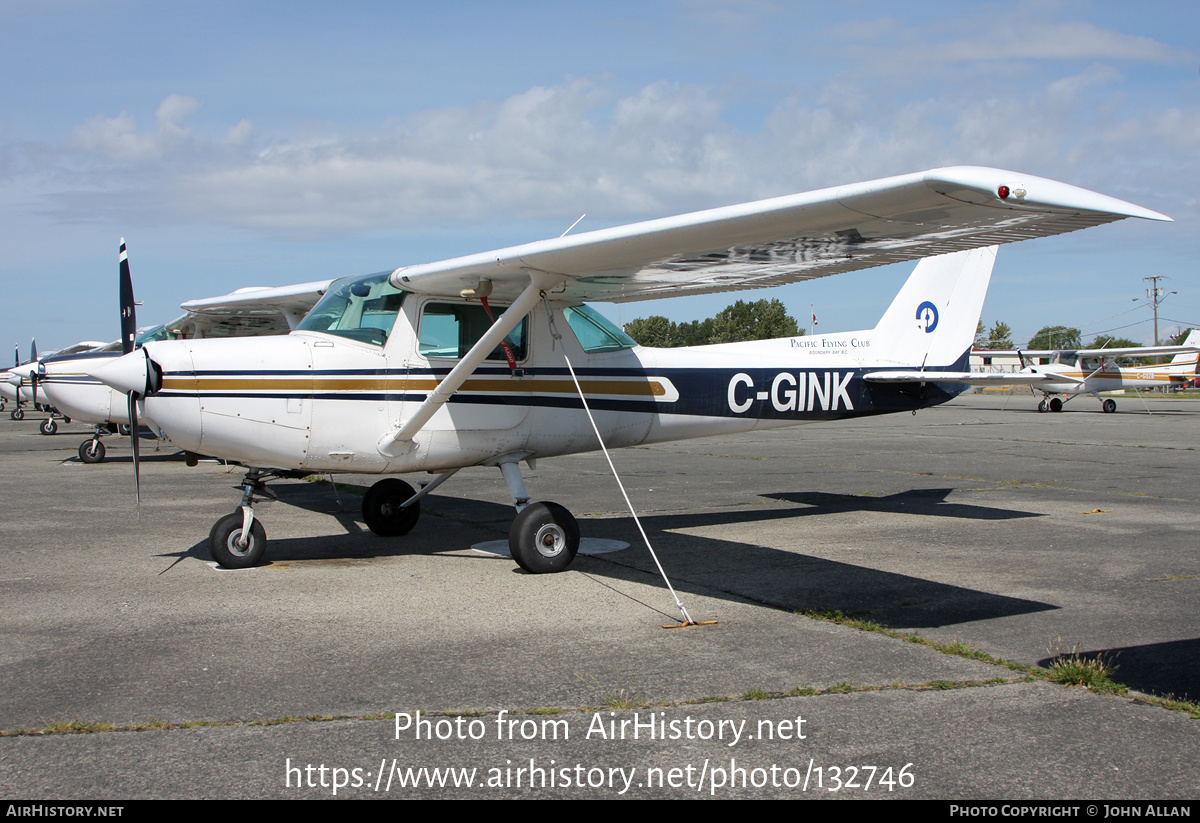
[90,166,1170,573]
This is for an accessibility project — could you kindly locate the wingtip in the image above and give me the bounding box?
[924,166,1172,223]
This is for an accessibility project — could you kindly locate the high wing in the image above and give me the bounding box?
[179,279,333,332]
[1073,344,1198,358]
[390,166,1169,303]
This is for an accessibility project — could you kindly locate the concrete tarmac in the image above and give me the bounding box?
[0,395,1196,799]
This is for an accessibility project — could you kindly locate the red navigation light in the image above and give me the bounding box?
[997,185,1010,200]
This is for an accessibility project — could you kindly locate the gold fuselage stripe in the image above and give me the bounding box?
[161,376,667,397]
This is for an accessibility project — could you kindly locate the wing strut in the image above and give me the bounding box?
[376,272,560,458]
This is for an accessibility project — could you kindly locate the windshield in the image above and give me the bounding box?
[296,271,405,346]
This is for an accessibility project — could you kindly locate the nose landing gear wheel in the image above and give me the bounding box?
[79,439,106,463]
[39,418,57,435]
[1102,398,1117,413]
[362,478,421,536]
[11,409,24,421]
[1037,400,1048,413]
[209,512,267,569]
[509,502,579,574]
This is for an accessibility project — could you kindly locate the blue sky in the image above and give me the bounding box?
[2,0,1198,352]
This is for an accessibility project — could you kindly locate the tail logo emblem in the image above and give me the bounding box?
[915,301,938,334]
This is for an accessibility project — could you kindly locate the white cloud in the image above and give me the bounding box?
[15,30,1196,242]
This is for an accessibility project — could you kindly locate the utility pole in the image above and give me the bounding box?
[1143,275,1170,346]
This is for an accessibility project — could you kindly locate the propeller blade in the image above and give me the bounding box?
[119,238,137,355]
[1018,349,1028,368]
[128,390,141,515]
[30,338,37,362]
[13,344,17,368]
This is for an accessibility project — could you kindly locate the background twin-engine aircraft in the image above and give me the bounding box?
[87,166,1171,574]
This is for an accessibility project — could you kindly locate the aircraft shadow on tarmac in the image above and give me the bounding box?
[762,488,1038,520]
[1039,638,1200,702]
[164,480,1058,634]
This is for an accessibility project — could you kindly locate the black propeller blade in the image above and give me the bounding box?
[119,238,136,355]
[118,238,142,512]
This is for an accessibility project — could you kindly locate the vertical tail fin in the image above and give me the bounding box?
[871,246,997,368]
[1170,330,1199,365]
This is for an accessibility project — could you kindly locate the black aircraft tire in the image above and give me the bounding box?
[1050,397,1063,413]
[362,479,421,536]
[11,409,23,421]
[209,511,267,569]
[39,418,57,435]
[78,439,106,463]
[1102,398,1117,414]
[509,502,580,574]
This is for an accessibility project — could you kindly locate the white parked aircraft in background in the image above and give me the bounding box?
[90,167,1170,573]
[893,332,1200,412]
[38,244,331,461]
[3,340,106,422]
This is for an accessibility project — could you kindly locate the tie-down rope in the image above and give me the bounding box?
[542,293,697,626]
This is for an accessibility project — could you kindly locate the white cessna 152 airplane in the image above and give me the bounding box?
[38,241,331,461]
[90,166,1170,573]
[3,340,106,422]
[943,334,1200,413]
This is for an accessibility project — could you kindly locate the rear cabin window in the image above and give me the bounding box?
[418,302,528,361]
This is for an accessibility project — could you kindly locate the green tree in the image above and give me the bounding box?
[623,315,675,347]
[625,299,799,347]
[676,318,715,347]
[978,321,1013,349]
[1028,325,1081,351]
[1087,335,1147,366]
[707,299,799,344]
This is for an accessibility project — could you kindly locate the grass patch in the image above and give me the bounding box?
[741,688,770,701]
[1045,640,1127,696]
[798,608,1200,717]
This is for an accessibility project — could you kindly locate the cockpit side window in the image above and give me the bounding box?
[296,271,404,347]
[563,305,636,353]
[418,302,528,361]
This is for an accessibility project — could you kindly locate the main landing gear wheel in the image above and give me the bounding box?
[78,439,106,463]
[1102,398,1117,414]
[362,479,421,536]
[11,409,24,421]
[509,502,579,574]
[209,511,267,569]
[1037,400,1048,413]
[39,418,57,435]
[1049,397,1063,413]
